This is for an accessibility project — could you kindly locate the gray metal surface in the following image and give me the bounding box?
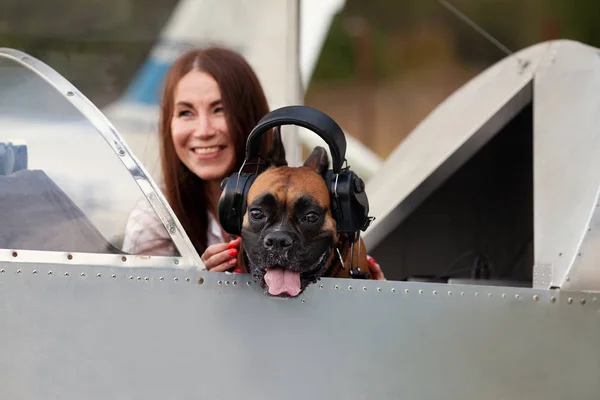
[1,261,599,400]
[363,39,600,292]
[533,41,600,290]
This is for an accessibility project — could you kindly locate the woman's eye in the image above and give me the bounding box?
[214,106,224,114]
[302,212,319,224]
[250,209,264,220]
[177,110,192,117]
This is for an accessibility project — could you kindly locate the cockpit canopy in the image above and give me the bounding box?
[0,49,198,267]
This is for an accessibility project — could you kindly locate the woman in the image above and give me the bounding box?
[122,46,384,279]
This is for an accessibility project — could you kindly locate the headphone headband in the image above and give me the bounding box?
[245,105,347,172]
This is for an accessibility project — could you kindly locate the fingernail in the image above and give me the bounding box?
[227,242,237,249]
[233,269,243,274]
[229,258,237,265]
[229,249,238,257]
[367,255,375,263]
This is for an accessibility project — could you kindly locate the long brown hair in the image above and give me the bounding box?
[159,46,285,255]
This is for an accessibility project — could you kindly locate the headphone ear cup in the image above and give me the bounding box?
[325,170,370,234]
[218,172,256,236]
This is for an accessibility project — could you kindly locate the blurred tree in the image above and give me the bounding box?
[0,0,179,106]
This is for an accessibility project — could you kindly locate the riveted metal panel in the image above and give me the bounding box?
[1,262,599,400]
[533,40,600,290]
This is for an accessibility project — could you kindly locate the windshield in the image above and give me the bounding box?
[0,51,181,258]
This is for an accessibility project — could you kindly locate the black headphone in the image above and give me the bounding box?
[217,105,374,244]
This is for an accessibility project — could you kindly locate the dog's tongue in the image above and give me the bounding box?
[264,268,301,296]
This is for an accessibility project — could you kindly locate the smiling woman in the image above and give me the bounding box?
[121,46,286,270]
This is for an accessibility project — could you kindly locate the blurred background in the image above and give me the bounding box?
[0,0,598,160]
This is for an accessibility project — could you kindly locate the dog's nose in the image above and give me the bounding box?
[263,231,293,250]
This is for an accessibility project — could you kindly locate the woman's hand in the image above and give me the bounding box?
[367,256,385,280]
[201,236,241,272]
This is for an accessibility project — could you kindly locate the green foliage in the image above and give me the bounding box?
[1,0,600,93]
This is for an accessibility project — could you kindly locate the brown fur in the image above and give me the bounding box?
[235,147,372,280]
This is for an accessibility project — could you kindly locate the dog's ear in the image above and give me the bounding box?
[303,146,329,177]
[265,127,287,167]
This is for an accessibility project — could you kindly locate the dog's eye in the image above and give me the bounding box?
[302,212,319,224]
[250,209,264,220]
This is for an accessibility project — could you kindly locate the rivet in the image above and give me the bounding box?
[174,277,179,282]
[433,290,437,295]
[145,277,149,281]
[405,289,409,294]
[197,277,204,285]
[67,254,73,260]
[301,299,306,303]
[559,252,563,256]
[581,298,586,305]
[136,276,141,281]
[217,280,222,285]
[174,259,179,265]
[348,286,353,290]
[319,284,323,289]
[16,269,21,274]
[0,269,4,273]
[81,273,85,277]
[12,251,17,257]
[419,289,423,295]
[488,293,492,297]
[160,276,164,281]
[448,291,452,296]
[225,280,229,285]
[169,226,176,234]
[97,273,101,278]
[64,272,69,277]
[502,294,507,298]
[533,295,539,301]
[550,296,556,303]
[391,288,396,293]
[335,285,339,290]
[121,256,127,262]
[515,294,520,300]
[594,298,598,303]
[475,292,479,296]
[246,281,251,286]
[568,297,573,304]
[377,287,381,292]
[48,271,52,275]
[111,274,116,278]
[566,276,571,282]
[363,286,367,291]
[232,281,237,286]
[66,91,74,96]
[33,270,37,274]
[129,276,133,280]
[578,253,582,257]
[460,292,465,296]
[185,277,191,282]
[118,149,125,156]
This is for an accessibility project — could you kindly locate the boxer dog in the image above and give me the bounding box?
[236,146,372,297]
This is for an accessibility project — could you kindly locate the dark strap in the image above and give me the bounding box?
[246,105,347,173]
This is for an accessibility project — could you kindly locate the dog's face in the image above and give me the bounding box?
[240,147,337,297]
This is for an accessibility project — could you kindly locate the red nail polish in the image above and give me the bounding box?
[229,249,238,257]
[233,269,243,274]
[227,242,236,249]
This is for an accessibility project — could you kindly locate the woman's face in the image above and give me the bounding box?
[171,70,237,183]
